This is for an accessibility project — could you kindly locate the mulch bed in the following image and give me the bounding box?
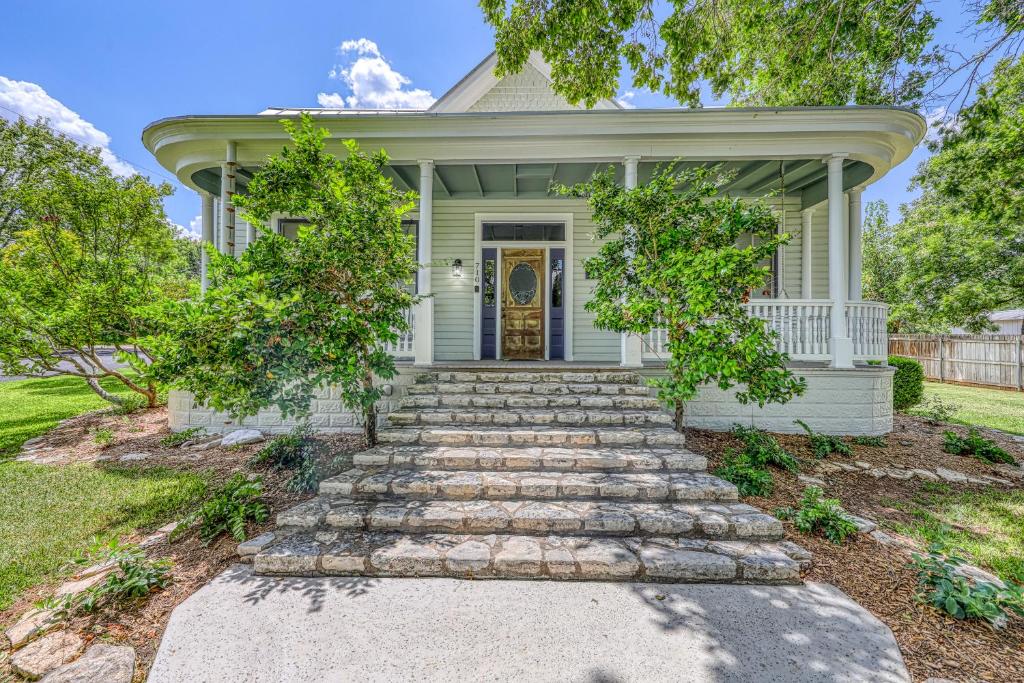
[686,415,1024,683]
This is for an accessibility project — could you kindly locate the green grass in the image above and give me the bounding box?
[0,375,135,460]
[908,381,1024,435]
[0,462,209,611]
[888,487,1024,585]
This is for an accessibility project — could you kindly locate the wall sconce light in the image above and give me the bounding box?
[451,258,463,278]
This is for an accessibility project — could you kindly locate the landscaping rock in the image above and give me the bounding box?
[191,438,223,451]
[55,570,110,597]
[5,608,60,649]
[910,469,940,481]
[853,461,873,470]
[221,429,264,447]
[11,632,85,680]
[237,532,276,558]
[935,467,969,483]
[40,644,134,683]
[843,514,877,534]
[118,452,150,462]
[797,475,826,486]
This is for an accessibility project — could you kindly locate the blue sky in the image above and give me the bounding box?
[0,0,984,232]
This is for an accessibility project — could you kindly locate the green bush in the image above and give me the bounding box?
[890,356,925,410]
[731,424,800,472]
[112,393,149,415]
[714,452,775,497]
[172,474,268,544]
[159,426,205,448]
[911,545,1024,624]
[250,425,314,470]
[943,428,1015,465]
[795,419,852,458]
[776,486,856,544]
[853,435,887,447]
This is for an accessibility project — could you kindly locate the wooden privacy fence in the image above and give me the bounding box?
[889,334,1024,391]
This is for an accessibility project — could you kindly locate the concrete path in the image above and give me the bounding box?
[149,565,908,683]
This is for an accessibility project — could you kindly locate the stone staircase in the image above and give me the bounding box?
[252,369,811,583]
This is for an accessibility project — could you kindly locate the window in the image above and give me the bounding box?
[481,222,564,242]
[551,257,563,307]
[483,258,496,306]
[277,218,309,240]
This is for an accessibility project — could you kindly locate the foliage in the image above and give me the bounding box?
[731,424,800,472]
[889,356,925,410]
[714,452,775,497]
[0,119,190,407]
[891,57,1024,331]
[92,428,114,448]
[795,420,852,458]
[943,428,1015,464]
[559,163,804,428]
[112,392,149,415]
[0,461,207,610]
[144,115,418,445]
[43,538,171,618]
[776,486,857,544]
[250,425,315,470]
[172,474,268,544]
[159,426,206,448]
[853,435,887,447]
[910,545,1024,624]
[480,0,940,108]
[861,200,906,318]
[915,395,962,425]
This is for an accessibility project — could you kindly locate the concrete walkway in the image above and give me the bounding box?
[149,565,908,683]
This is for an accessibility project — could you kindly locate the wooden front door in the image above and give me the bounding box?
[501,248,545,359]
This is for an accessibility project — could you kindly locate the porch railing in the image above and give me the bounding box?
[384,307,415,359]
[641,300,889,363]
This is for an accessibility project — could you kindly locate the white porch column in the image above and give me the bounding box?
[801,208,814,298]
[218,141,237,255]
[413,160,434,365]
[847,187,863,301]
[827,154,853,368]
[620,155,644,368]
[200,192,215,293]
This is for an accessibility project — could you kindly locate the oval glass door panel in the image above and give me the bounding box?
[509,262,538,305]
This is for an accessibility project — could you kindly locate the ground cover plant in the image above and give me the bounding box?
[172,474,269,544]
[713,424,799,497]
[795,419,852,458]
[943,428,1015,464]
[776,486,857,544]
[911,545,1024,625]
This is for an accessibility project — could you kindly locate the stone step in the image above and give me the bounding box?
[416,371,642,385]
[318,468,738,502]
[387,408,673,428]
[277,498,783,540]
[376,426,685,448]
[403,393,662,411]
[406,382,651,397]
[253,531,810,583]
[352,445,707,472]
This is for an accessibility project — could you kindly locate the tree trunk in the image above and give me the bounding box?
[146,381,158,407]
[362,369,377,447]
[674,400,685,433]
[86,377,124,405]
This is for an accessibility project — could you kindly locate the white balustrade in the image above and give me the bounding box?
[846,301,889,361]
[384,307,416,359]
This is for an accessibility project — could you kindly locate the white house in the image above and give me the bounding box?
[143,52,926,436]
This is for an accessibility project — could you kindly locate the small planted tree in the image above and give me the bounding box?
[145,115,418,444]
[0,126,186,407]
[560,164,805,429]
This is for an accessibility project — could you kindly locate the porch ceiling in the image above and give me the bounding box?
[192,158,870,210]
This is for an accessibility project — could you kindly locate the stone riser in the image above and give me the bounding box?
[253,532,808,584]
[378,427,686,449]
[406,383,651,397]
[387,409,673,428]
[352,446,707,473]
[418,372,641,385]
[404,394,663,410]
[276,499,783,541]
[318,469,738,503]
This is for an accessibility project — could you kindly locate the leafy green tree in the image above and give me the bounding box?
[559,164,805,429]
[861,200,907,327]
[144,116,418,444]
[0,148,184,406]
[480,0,941,107]
[893,56,1024,331]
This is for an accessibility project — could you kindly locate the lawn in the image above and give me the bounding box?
[0,462,209,612]
[887,483,1024,585]
[0,375,135,459]
[908,381,1024,435]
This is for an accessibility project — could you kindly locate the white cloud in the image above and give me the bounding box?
[166,217,201,241]
[317,38,435,110]
[0,75,135,176]
[924,106,951,143]
[617,91,637,109]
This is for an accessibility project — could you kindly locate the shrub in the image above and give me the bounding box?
[159,426,205,448]
[714,452,775,497]
[853,435,887,447]
[943,429,1015,465]
[172,474,268,544]
[731,424,800,472]
[44,538,171,617]
[776,486,856,544]
[916,395,961,425]
[795,419,852,458]
[890,356,924,410]
[910,545,1024,624]
[250,425,314,470]
[112,393,149,415]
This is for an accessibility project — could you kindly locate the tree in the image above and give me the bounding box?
[860,200,907,326]
[1,117,102,246]
[0,146,184,407]
[144,115,419,444]
[559,164,805,429]
[480,0,941,108]
[892,56,1024,331]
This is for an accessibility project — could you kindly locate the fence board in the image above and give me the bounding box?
[889,334,1024,391]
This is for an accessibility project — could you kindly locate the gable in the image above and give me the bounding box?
[429,52,620,114]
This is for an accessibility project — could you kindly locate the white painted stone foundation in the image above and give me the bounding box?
[169,365,893,437]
